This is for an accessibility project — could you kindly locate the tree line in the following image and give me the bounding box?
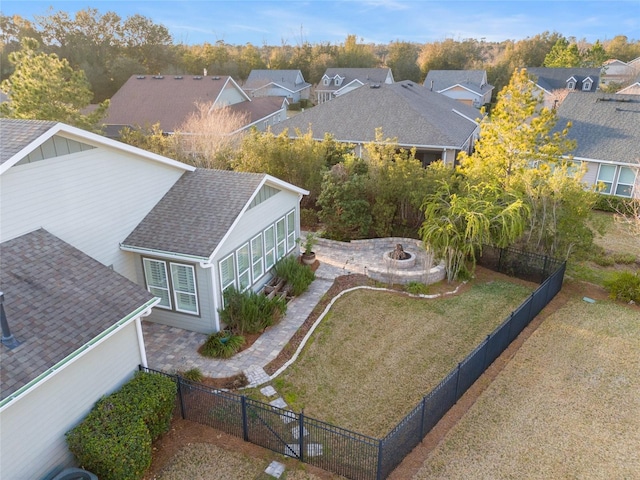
[2,8,640,102]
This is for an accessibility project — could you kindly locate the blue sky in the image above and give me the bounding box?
[2,0,639,45]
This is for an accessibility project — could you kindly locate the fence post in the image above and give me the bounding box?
[376,438,384,480]
[542,255,549,281]
[482,334,491,370]
[419,396,427,438]
[176,376,186,420]
[454,363,462,400]
[241,395,249,442]
[299,411,305,463]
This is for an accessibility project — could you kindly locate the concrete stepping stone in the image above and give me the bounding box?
[269,397,287,409]
[264,460,285,478]
[280,410,296,424]
[285,443,324,458]
[260,385,277,397]
[291,425,309,439]
[244,365,270,387]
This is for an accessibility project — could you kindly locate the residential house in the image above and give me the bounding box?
[616,73,640,95]
[423,70,494,108]
[104,74,287,137]
[527,67,600,108]
[271,80,482,167]
[600,57,640,89]
[555,93,640,199]
[243,69,312,103]
[0,118,307,477]
[315,67,394,104]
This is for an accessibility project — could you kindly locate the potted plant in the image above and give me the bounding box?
[299,233,318,265]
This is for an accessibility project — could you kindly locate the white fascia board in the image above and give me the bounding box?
[569,155,640,168]
[439,84,481,95]
[119,244,209,263]
[452,108,482,125]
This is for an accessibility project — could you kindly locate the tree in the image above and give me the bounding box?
[0,38,107,130]
[543,38,581,67]
[418,38,484,76]
[386,41,421,82]
[336,35,378,68]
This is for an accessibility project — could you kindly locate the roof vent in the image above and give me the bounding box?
[1,292,21,350]
[174,75,183,80]
[212,76,221,80]
[370,84,380,89]
[136,75,146,79]
[193,76,203,80]
[152,75,164,80]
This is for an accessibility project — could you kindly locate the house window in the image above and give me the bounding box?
[264,225,276,269]
[323,78,329,86]
[615,167,636,197]
[236,243,251,291]
[597,164,616,194]
[567,81,575,90]
[143,258,199,315]
[582,80,592,91]
[334,78,340,86]
[170,263,198,314]
[286,210,296,252]
[251,233,264,281]
[219,253,236,295]
[143,259,171,309]
[276,217,286,259]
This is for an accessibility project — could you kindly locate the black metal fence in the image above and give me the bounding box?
[141,248,566,480]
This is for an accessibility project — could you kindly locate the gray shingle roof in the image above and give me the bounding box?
[528,67,600,92]
[424,70,493,95]
[104,74,246,133]
[271,80,481,148]
[555,93,640,164]
[0,229,154,401]
[318,68,394,92]
[244,70,311,93]
[0,119,57,166]
[123,169,266,258]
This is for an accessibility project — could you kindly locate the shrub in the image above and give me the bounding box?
[604,270,640,303]
[179,367,204,382]
[201,331,245,358]
[593,195,634,214]
[405,282,430,295]
[300,208,319,228]
[220,287,287,334]
[593,254,615,267]
[274,255,315,295]
[612,252,638,265]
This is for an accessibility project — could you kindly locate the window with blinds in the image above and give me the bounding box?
[236,243,251,291]
[143,258,172,309]
[170,263,198,314]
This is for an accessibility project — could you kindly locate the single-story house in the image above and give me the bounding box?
[315,67,394,104]
[0,118,307,475]
[104,74,287,137]
[555,93,640,199]
[527,67,600,108]
[243,69,312,103]
[271,80,482,167]
[423,69,494,108]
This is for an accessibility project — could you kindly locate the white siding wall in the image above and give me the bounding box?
[0,146,184,281]
[218,83,248,106]
[0,321,143,480]
[582,161,600,186]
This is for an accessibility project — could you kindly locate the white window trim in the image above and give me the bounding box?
[582,81,591,91]
[235,242,251,292]
[614,166,637,198]
[275,216,286,260]
[251,233,265,282]
[264,224,276,270]
[567,81,575,90]
[219,252,236,293]
[286,209,296,252]
[170,262,199,315]
[143,258,172,310]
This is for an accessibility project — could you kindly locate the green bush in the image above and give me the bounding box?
[604,270,640,303]
[300,208,319,228]
[274,255,315,296]
[593,195,634,214]
[179,367,204,382]
[201,331,245,358]
[612,252,638,265]
[405,282,430,295]
[220,287,287,334]
[593,254,615,267]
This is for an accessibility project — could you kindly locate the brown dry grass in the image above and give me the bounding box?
[270,280,534,438]
[592,211,640,256]
[412,297,640,479]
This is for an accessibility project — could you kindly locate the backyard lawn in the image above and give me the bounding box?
[412,297,640,479]
[270,279,534,438]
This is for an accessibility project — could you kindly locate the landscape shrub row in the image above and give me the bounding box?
[604,270,640,303]
[66,371,176,480]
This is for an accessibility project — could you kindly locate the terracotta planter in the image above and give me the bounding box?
[301,252,316,265]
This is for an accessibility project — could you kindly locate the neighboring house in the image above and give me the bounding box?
[0,118,307,475]
[243,69,312,103]
[600,57,640,89]
[315,67,394,104]
[616,73,640,95]
[271,80,482,167]
[0,229,157,480]
[423,69,494,108]
[555,93,640,199]
[527,67,600,108]
[104,74,286,137]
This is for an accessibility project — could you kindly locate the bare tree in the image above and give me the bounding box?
[174,101,249,169]
[613,170,640,237]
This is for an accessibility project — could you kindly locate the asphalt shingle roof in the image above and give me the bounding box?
[123,169,266,258]
[271,80,481,148]
[318,68,394,92]
[528,67,600,92]
[0,119,57,166]
[0,229,154,401]
[556,92,640,164]
[244,70,311,93]
[424,70,493,95]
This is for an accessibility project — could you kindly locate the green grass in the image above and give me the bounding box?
[273,280,533,437]
[414,298,640,479]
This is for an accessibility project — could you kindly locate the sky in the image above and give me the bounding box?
[2,0,639,46]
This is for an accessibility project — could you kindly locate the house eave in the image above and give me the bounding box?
[119,244,210,263]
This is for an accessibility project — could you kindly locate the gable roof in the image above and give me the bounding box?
[121,169,308,260]
[228,96,287,130]
[318,68,394,92]
[0,119,193,176]
[244,70,311,94]
[555,93,640,165]
[104,74,250,133]
[424,70,493,95]
[271,80,481,149]
[616,81,640,95]
[527,67,600,92]
[0,229,156,404]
